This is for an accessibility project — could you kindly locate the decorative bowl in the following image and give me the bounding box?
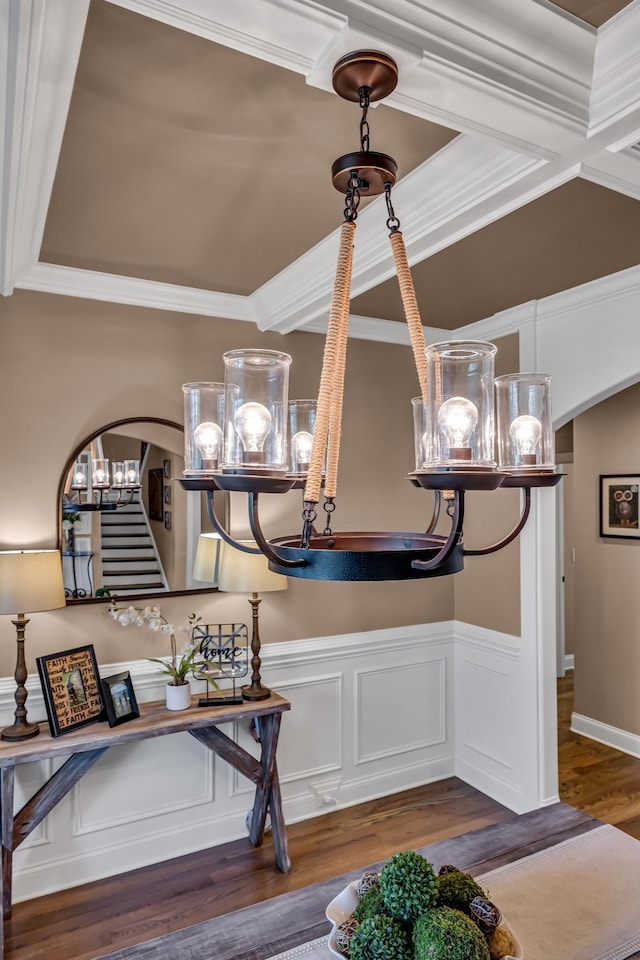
[326,879,524,960]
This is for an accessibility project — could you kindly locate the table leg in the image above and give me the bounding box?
[268,764,290,873]
[0,765,15,954]
[248,713,279,847]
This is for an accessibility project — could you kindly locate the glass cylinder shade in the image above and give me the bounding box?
[222,349,291,474]
[111,461,125,487]
[71,462,89,489]
[411,397,428,471]
[495,373,554,472]
[182,382,225,475]
[424,341,497,469]
[92,459,110,487]
[124,459,141,485]
[288,400,318,475]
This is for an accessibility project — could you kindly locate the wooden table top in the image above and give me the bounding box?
[0,691,290,767]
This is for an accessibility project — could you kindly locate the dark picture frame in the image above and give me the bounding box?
[148,467,164,521]
[163,458,171,479]
[164,510,172,530]
[163,485,171,505]
[36,645,104,737]
[599,474,640,539]
[100,671,140,727]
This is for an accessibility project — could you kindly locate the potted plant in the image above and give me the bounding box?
[107,602,216,710]
[61,511,82,553]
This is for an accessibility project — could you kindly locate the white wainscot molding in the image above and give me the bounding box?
[5,619,548,899]
[5,623,457,901]
[453,621,530,813]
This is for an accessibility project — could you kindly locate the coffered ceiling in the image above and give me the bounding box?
[3,0,640,343]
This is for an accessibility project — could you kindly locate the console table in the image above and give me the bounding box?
[0,691,291,958]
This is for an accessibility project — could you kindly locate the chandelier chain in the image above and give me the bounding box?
[385,182,401,233]
[301,501,317,549]
[359,86,371,151]
[344,170,361,222]
[323,497,335,536]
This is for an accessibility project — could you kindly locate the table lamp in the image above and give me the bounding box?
[0,550,66,741]
[217,540,287,701]
[192,533,222,585]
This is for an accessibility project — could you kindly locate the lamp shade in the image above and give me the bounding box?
[192,534,222,583]
[218,541,287,594]
[0,550,66,615]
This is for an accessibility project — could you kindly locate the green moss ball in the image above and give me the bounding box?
[413,906,490,960]
[349,915,412,960]
[354,885,387,921]
[379,850,438,922]
[436,871,487,915]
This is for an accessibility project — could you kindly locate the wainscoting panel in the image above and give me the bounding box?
[0,621,487,902]
[454,622,527,811]
[354,659,446,764]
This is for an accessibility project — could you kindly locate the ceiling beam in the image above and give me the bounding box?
[0,0,89,297]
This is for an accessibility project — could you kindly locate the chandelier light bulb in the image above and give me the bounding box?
[234,402,272,463]
[509,414,542,465]
[291,430,313,472]
[193,421,223,470]
[438,396,478,460]
[73,463,88,488]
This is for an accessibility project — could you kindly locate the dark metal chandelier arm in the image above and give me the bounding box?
[425,490,441,535]
[411,491,465,573]
[463,487,532,557]
[205,491,261,556]
[249,493,307,569]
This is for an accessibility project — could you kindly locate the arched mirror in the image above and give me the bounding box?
[58,418,227,604]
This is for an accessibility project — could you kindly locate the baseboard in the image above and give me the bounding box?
[571,711,640,759]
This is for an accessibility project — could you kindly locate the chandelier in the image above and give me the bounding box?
[64,457,141,512]
[180,51,561,582]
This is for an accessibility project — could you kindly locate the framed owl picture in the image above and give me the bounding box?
[599,475,640,539]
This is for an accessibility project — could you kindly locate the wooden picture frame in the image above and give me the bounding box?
[100,671,140,727]
[599,474,640,539]
[148,467,164,521]
[36,645,104,737]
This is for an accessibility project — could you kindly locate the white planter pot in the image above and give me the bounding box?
[165,681,192,711]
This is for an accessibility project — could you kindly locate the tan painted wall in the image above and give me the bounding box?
[573,383,640,733]
[453,333,522,636]
[0,290,453,676]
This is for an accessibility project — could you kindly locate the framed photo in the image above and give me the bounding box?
[599,475,640,539]
[163,458,171,479]
[100,671,140,727]
[148,467,163,521]
[163,485,171,505]
[164,510,172,530]
[36,645,104,737]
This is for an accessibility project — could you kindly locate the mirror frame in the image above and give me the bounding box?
[58,416,220,605]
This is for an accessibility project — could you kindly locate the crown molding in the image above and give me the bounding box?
[16,262,256,322]
[300,313,450,345]
[590,1,640,137]
[0,0,89,296]
[105,0,347,75]
[255,137,562,335]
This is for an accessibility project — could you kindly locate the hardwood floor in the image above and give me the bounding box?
[557,673,640,840]
[9,674,640,960]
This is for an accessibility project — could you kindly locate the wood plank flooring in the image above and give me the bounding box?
[8,673,640,960]
[558,673,640,839]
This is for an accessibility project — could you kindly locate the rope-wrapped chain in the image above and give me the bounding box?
[388,229,427,405]
[304,220,355,506]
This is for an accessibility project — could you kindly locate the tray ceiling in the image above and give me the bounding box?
[4,0,640,340]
